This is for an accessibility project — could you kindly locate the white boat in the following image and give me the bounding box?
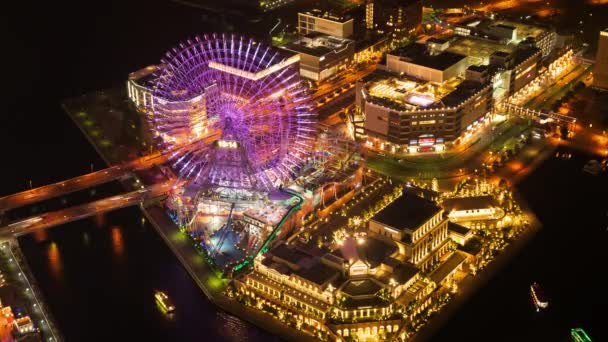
[155,290,175,314]
[530,282,549,311]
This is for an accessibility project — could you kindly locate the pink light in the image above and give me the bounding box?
[407,94,434,107]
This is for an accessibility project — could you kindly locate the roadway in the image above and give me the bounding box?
[554,124,608,157]
[0,180,180,237]
[311,64,375,107]
[525,64,592,111]
[0,151,168,212]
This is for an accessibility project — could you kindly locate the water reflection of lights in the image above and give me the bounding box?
[94,213,106,227]
[48,242,62,277]
[83,232,91,246]
[111,226,125,258]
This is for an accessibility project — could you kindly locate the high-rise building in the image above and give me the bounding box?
[281,32,355,81]
[298,10,354,38]
[593,29,608,90]
[365,0,422,41]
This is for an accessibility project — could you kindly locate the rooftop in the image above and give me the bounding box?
[333,236,397,269]
[513,46,541,65]
[340,278,383,297]
[494,20,547,42]
[299,9,352,23]
[429,252,467,284]
[391,262,420,284]
[467,64,488,72]
[295,261,339,287]
[356,237,398,268]
[341,295,390,310]
[269,243,313,267]
[429,79,487,109]
[441,195,499,212]
[371,193,442,233]
[389,43,467,71]
[495,24,516,30]
[492,51,512,58]
[364,71,469,111]
[396,279,430,307]
[448,222,471,236]
[282,33,353,58]
[128,65,159,87]
[446,36,513,65]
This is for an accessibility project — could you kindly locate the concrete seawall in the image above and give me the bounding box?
[410,213,541,342]
[142,205,318,342]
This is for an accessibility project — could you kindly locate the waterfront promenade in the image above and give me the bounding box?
[0,240,63,341]
[143,205,317,342]
[410,207,542,342]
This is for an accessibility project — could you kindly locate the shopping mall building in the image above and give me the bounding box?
[356,33,543,153]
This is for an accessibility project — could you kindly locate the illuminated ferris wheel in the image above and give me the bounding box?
[150,33,316,193]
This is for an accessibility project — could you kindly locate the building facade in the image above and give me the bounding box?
[298,10,354,38]
[236,191,467,340]
[365,0,422,42]
[127,65,159,114]
[282,33,355,81]
[357,68,492,152]
[368,193,450,271]
[594,29,608,90]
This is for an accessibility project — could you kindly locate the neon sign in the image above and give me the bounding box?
[217,140,239,149]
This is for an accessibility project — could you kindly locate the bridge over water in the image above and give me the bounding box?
[0,180,179,238]
[0,152,166,212]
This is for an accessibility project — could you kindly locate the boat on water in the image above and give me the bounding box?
[530,282,549,311]
[155,290,175,314]
[571,328,592,342]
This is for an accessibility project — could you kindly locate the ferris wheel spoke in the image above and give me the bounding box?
[150,34,316,193]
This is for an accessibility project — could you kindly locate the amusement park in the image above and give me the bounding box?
[2,0,607,340]
[118,32,538,341]
[126,33,363,275]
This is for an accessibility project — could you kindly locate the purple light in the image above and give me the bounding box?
[150,33,316,191]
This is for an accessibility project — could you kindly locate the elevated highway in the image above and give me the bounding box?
[0,180,181,238]
[0,152,168,212]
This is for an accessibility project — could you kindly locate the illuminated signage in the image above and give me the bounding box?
[419,136,435,146]
[208,54,300,81]
[216,140,239,149]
